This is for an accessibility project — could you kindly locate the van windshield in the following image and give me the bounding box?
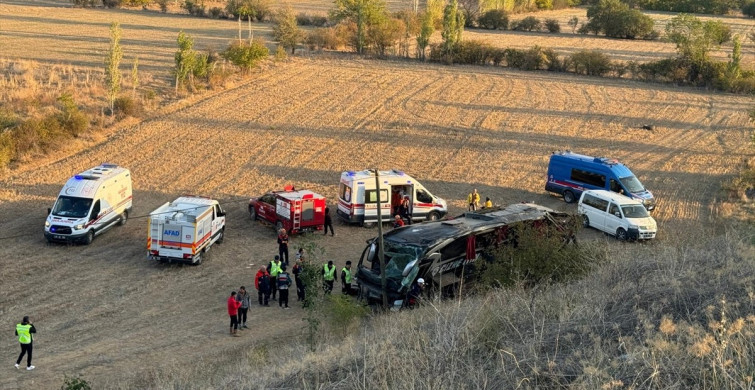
[620,176,645,193]
[52,196,92,218]
[621,205,649,218]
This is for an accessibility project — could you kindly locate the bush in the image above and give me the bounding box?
[503,46,548,70]
[744,1,755,17]
[225,0,272,21]
[0,130,14,169]
[305,27,344,51]
[477,9,509,30]
[584,0,657,39]
[454,40,495,65]
[544,18,560,33]
[513,16,541,32]
[156,0,168,12]
[70,0,98,7]
[297,13,329,27]
[61,375,92,390]
[222,39,269,72]
[182,0,206,17]
[57,93,89,136]
[543,48,566,71]
[102,0,120,8]
[569,49,612,76]
[113,96,142,118]
[209,7,223,18]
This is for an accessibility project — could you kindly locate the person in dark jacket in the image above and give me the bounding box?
[255,267,270,306]
[323,207,334,236]
[235,286,250,329]
[341,261,353,295]
[407,278,425,309]
[292,256,306,302]
[15,316,36,370]
[277,229,290,266]
[277,266,292,309]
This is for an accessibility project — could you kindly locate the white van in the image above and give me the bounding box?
[578,190,656,241]
[44,164,133,244]
[337,169,447,225]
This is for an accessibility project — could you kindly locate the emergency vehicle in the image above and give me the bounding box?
[337,169,447,226]
[249,186,327,234]
[147,196,226,265]
[44,163,132,245]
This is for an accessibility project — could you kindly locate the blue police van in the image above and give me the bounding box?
[545,151,655,210]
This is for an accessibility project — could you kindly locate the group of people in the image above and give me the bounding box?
[392,188,413,227]
[467,189,493,211]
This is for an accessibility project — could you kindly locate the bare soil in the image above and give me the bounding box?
[0,2,753,389]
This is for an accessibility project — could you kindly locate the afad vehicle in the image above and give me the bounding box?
[248,186,327,234]
[44,163,132,245]
[355,203,572,306]
[148,196,226,265]
[337,169,447,226]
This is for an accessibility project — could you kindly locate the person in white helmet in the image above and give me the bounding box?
[407,278,426,308]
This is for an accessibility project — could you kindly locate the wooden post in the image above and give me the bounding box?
[374,169,388,310]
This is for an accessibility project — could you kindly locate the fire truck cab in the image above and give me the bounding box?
[249,186,327,234]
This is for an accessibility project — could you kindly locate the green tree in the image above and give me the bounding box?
[222,39,269,72]
[273,7,303,54]
[729,34,741,78]
[130,57,139,98]
[104,22,122,116]
[441,0,465,55]
[331,0,388,54]
[584,0,656,39]
[416,11,434,60]
[174,31,197,93]
[665,14,730,66]
[367,17,403,58]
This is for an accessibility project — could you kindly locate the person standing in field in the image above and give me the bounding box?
[468,189,480,211]
[235,286,250,329]
[14,316,36,370]
[268,255,283,301]
[277,265,292,309]
[341,261,353,295]
[255,266,270,306]
[398,197,412,225]
[227,291,242,337]
[323,207,335,236]
[278,229,290,266]
[292,256,305,302]
[323,260,336,294]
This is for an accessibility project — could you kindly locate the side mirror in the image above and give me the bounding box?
[614,212,621,218]
[402,260,418,277]
[47,208,51,215]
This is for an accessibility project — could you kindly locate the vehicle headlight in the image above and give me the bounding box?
[45,221,50,227]
[75,224,84,230]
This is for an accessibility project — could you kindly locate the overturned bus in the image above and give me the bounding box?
[354,203,573,306]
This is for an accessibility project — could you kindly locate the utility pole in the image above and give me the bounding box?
[374,169,388,309]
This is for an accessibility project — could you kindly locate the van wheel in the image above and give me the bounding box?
[193,253,203,266]
[616,228,628,241]
[119,211,128,226]
[427,211,440,221]
[249,207,257,220]
[83,230,94,245]
[563,191,575,204]
[217,228,225,244]
[582,215,590,228]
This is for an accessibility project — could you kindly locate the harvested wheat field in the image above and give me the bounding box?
[0,55,752,388]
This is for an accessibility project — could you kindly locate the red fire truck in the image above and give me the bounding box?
[248,186,327,234]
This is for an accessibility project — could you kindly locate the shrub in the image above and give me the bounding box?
[543,48,566,71]
[477,9,508,30]
[536,0,554,9]
[744,2,755,17]
[569,49,612,76]
[182,0,206,17]
[102,0,120,8]
[297,13,329,27]
[222,39,269,72]
[225,0,272,21]
[305,27,344,51]
[156,0,168,12]
[324,294,368,334]
[455,40,495,65]
[544,18,560,33]
[503,46,548,70]
[584,0,657,39]
[113,96,142,118]
[567,16,579,33]
[57,93,88,136]
[61,375,92,390]
[0,130,14,169]
[513,16,541,32]
[209,7,223,18]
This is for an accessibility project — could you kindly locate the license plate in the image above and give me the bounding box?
[54,235,65,240]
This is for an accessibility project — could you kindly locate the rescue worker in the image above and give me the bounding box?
[407,278,426,309]
[268,255,283,301]
[277,265,292,309]
[323,207,334,236]
[278,229,290,266]
[341,261,353,295]
[14,316,36,370]
[484,197,493,209]
[255,266,271,306]
[398,197,412,225]
[235,286,250,329]
[292,256,305,302]
[323,260,336,294]
[467,189,480,211]
[227,291,242,337]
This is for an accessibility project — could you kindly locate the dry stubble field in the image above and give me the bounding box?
[0,2,754,389]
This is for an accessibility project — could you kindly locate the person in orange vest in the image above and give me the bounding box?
[14,316,36,370]
[227,291,242,337]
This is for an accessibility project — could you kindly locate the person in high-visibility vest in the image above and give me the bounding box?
[323,260,336,294]
[341,261,353,295]
[268,255,283,301]
[15,316,36,370]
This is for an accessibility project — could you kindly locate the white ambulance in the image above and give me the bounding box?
[44,164,132,245]
[147,196,226,265]
[337,169,447,226]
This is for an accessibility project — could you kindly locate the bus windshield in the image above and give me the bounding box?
[620,176,645,193]
[52,196,92,218]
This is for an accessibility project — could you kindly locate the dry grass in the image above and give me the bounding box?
[0,2,754,389]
